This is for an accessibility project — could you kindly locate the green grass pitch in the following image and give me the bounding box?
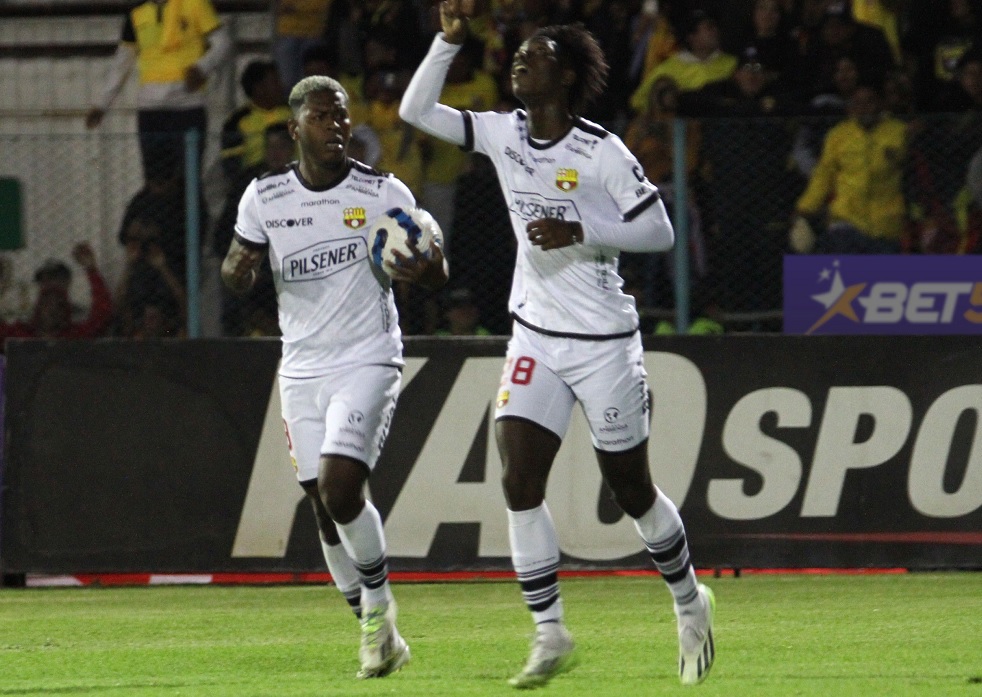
[2,573,981,696]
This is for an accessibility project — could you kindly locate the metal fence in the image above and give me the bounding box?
[1,112,980,340]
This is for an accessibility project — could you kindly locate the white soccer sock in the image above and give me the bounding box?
[508,503,564,625]
[337,502,391,611]
[320,535,362,618]
[633,488,700,610]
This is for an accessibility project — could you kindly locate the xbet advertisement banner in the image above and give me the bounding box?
[784,255,982,335]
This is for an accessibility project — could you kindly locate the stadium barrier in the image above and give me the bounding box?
[1,335,980,577]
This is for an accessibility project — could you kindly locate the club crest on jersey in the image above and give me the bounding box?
[343,207,367,228]
[556,169,578,191]
[497,390,510,409]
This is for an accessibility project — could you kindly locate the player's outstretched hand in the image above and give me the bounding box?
[440,0,475,44]
[527,218,584,251]
[389,240,449,291]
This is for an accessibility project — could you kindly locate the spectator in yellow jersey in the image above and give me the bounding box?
[86,0,232,183]
[630,0,679,88]
[630,9,737,114]
[219,60,292,180]
[793,83,908,254]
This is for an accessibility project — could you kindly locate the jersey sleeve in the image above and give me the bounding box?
[600,135,662,222]
[581,134,674,252]
[461,109,510,157]
[233,180,269,249]
[398,35,468,146]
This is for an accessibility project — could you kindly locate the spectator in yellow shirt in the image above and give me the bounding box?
[86,0,232,183]
[219,59,292,181]
[792,83,908,254]
[630,9,737,114]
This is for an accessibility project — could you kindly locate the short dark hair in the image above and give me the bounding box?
[531,24,608,114]
[34,259,71,284]
[240,60,277,98]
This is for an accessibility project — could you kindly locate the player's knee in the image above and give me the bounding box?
[319,476,362,524]
[501,466,546,510]
[323,487,361,524]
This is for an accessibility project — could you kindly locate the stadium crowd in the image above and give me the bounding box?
[8,0,980,343]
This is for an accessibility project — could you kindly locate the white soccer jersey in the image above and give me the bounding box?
[235,161,414,378]
[463,110,661,337]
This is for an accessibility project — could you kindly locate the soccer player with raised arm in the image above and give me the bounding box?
[222,75,448,680]
[400,1,715,688]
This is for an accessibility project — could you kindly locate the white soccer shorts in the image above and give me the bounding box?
[494,323,650,452]
[279,364,401,482]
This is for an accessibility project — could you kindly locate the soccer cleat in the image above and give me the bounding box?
[508,622,578,689]
[356,601,411,679]
[677,583,716,685]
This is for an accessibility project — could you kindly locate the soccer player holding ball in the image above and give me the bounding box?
[222,75,447,680]
[400,1,715,688]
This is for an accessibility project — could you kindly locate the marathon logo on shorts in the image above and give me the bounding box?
[332,439,365,453]
[556,168,578,191]
[344,207,367,229]
[599,406,628,433]
[282,236,366,282]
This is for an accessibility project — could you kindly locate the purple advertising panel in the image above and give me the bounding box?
[784,255,982,335]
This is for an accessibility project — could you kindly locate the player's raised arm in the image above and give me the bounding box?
[398,2,473,145]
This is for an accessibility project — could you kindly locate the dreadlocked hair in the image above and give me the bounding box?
[533,23,608,114]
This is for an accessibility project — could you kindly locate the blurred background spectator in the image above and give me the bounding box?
[118,168,190,284]
[0,243,112,345]
[84,0,232,185]
[115,222,187,338]
[905,0,982,110]
[436,287,492,336]
[631,8,737,114]
[724,0,802,97]
[219,59,292,182]
[792,83,908,254]
[800,1,897,99]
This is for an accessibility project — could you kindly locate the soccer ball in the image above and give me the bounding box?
[368,207,439,277]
